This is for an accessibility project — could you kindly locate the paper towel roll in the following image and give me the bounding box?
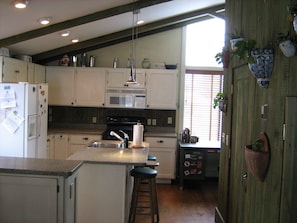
[133,123,143,147]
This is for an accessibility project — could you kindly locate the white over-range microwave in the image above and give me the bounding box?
[106,88,146,108]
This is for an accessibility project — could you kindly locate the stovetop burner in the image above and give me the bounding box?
[102,116,146,140]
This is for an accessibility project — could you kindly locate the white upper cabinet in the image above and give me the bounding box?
[46,66,106,107]
[106,68,146,88]
[146,69,178,109]
[0,56,28,83]
[28,63,46,84]
[46,66,76,106]
[75,67,106,106]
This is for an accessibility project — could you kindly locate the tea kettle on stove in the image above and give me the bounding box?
[182,128,191,143]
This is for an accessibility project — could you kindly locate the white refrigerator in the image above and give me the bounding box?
[0,82,48,158]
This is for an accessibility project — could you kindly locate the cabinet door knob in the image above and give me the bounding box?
[157,140,164,143]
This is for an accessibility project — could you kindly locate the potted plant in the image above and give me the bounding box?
[215,47,230,68]
[287,4,297,34]
[244,132,270,182]
[277,32,296,57]
[229,30,244,51]
[232,38,274,88]
[213,92,227,113]
[232,39,257,63]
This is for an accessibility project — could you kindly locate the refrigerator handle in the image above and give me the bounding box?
[37,115,41,137]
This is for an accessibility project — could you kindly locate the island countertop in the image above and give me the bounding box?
[0,157,83,177]
[67,147,149,165]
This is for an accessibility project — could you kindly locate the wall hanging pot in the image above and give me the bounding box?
[248,48,274,88]
[230,37,244,51]
[222,50,230,68]
[218,99,228,113]
[279,39,296,57]
[244,133,270,182]
[293,16,297,34]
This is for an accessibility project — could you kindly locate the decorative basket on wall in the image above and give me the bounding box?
[244,132,270,182]
[248,48,274,88]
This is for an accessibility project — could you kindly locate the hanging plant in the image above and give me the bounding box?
[231,39,257,63]
[277,32,296,57]
[215,47,230,68]
[213,92,227,113]
[287,4,297,34]
[244,132,270,182]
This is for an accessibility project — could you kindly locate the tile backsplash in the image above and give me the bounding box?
[48,106,176,129]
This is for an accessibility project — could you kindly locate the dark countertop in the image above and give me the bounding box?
[179,141,221,149]
[0,157,83,177]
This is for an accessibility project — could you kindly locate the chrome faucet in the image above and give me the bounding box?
[110,130,129,148]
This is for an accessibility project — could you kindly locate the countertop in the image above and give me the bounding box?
[67,147,149,165]
[0,157,83,177]
[48,128,177,138]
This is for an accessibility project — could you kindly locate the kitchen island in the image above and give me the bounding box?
[0,157,82,223]
[68,146,149,223]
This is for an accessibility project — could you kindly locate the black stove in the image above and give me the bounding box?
[102,116,146,140]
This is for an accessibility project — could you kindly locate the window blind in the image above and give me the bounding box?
[183,70,223,142]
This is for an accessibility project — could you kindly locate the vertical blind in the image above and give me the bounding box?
[183,70,223,142]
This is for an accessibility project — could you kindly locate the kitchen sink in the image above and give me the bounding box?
[88,141,123,148]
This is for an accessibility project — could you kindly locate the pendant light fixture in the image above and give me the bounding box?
[126,9,140,85]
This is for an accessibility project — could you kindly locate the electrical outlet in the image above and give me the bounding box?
[92,116,97,124]
[147,119,152,125]
[167,117,172,124]
[152,119,157,126]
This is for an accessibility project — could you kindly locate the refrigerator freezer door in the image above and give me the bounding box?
[37,84,48,158]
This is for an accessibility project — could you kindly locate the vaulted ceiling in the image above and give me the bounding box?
[0,0,225,64]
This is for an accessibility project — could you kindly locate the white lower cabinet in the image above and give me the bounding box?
[54,134,69,160]
[51,133,102,159]
[144,136,177,180]
[0,172,77,223]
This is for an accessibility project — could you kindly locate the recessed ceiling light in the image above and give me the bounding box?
[72,38,79,43]
[14,0,29,9]
[61,31,70,37]
[137,20,144,25]
[39,17,51,25]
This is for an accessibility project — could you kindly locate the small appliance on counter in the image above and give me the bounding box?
[181,128,191,143]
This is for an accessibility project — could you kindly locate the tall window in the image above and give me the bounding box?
[183,18,225,142]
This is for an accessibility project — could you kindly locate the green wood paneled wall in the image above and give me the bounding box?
[216,0,297,223]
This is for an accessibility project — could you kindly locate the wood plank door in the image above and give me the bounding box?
[280,97,297,223]
[228,65,256,223]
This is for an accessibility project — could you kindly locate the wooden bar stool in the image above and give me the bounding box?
[128,167,159,223]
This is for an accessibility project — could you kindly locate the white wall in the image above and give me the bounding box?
[87,29,182,68]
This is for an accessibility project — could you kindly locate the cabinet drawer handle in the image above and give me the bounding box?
[15,70,20,74]
[157,140,164,143]
[83,137,89,140]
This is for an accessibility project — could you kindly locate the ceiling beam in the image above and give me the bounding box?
[0,0,171,47]
[33,4,225,64]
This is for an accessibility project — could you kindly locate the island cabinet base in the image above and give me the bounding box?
[76,163,133,223]
[0,173,77,223]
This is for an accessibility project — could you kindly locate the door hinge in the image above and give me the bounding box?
[282,123,286,141]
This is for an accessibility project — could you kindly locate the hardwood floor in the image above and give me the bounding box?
[133,179,218,223]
